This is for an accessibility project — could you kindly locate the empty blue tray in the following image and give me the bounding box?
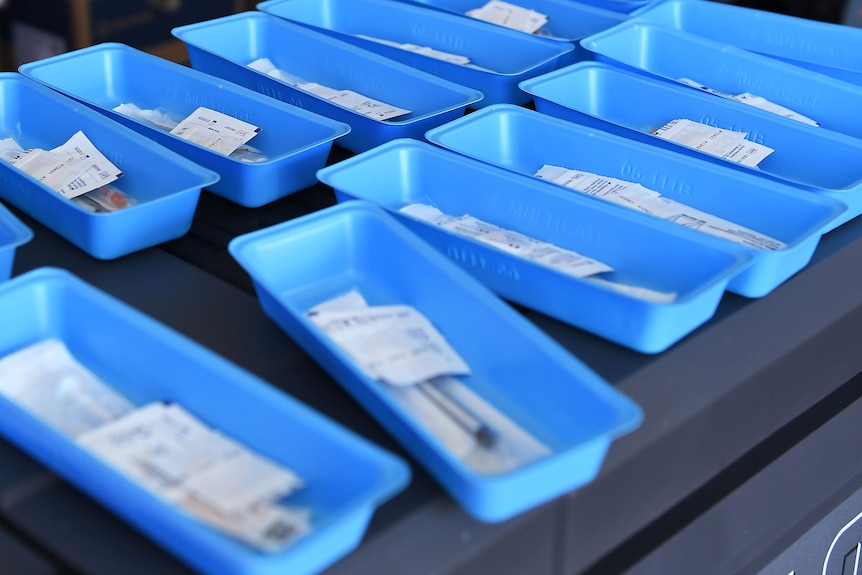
[0,203,33,282]
[391,0,626,43]
[425,104,844,298]
[257,0,575,107]
[229,200,643,521]
[20,43,351,208]
[520,61,862,231]
[0,74,219,259]
[0,267,410,575]
[317,140,753,353]
[632,0,862,85]
[580,20,862,142]
[172,12,482,154]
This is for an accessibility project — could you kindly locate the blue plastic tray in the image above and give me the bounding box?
[571,0,657,13]
[256,0,575,107]
[425,104,844,298]
[391,0,626,43]
[20,43,350,208]
[580,20,862,143]
[229,200,643,522]
[316,140,753,353]
[0,74,219,259]
[632,0,862,86]
[0,267,410,575]
[172,13,482,154]
[520,61,862,231]
[0,203,33,282]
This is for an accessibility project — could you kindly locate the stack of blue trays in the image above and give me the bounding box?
[0,74,218,259]
[257,0,575,106]
[172,12,483,153]
[20,43,351,208]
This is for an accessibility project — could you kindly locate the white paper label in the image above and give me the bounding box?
[356,34,472,65]
[181,497,311,553]
[589,277,678,304]
[400,203,614,277]
[2,132,123,198]
[466,0,548,34]
[79,402,304,508]
[677,78,819,126]
[307,303,470,387]
[0,339,134,437]
[248,57,410,121]
[114,102,183,132]
[652,118,774,167]
[535,165,786,251]
[170,107,261,156]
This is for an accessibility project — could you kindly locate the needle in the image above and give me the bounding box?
[417,379,497,449]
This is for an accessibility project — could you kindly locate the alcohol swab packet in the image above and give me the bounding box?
[0,338,134,437]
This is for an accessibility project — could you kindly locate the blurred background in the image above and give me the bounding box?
[0,0,858,71]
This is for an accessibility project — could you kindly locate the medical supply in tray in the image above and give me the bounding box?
[171,13,482,153]
[0,132,137,213]
[425,105,844,298]
[400,202,676,303]
[229,200,643,521]
[256,0,574,107]
[307,289,551,474]
[650,118,774,168]
[19,43,349,207]
[317,140,753,352]
[0,338,312,553]
[248,58,411,121]
[0,268,409,575]
[675,78,818,126]
[533,166,785,251]
[467,1,548,34]
[0,73,217,259]
[519,61,862,232]
[397,0,626,42]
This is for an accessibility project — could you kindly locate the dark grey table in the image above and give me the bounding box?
[4,173,862,575]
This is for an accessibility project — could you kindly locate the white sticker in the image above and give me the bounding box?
[401,203,614,277]
[535,165,786,251]
[302,86,411,121]
[79,402,304,510]
[356,34,472,65]
[181,498,311,553]
[2,132,124,198]
[466,0,548,34]
[79,401,309,552]
[248,58,411,121]
[307,304,470,387]
[170,107,261,156]
[652,118,774,167]
[678,78,819,126]
[0,339,134,437]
